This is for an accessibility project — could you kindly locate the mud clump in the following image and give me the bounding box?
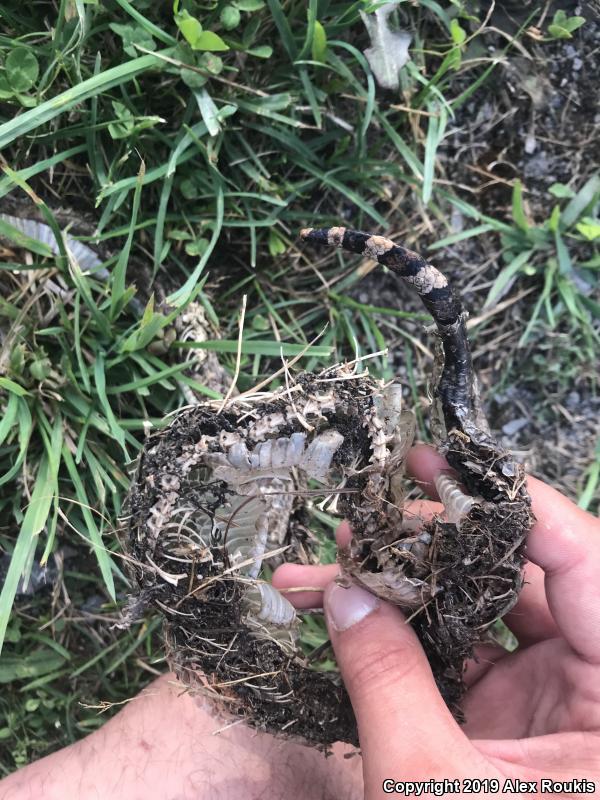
[122,228,534,748]
[124,366,531,747]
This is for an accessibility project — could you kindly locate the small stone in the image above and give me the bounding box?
[502,417,528,436]
[450,207,464,233]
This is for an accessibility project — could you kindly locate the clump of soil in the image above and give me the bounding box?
[123,230,534,748]
[124,367,532,747]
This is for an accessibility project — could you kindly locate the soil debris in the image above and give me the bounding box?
[123,229,534,747]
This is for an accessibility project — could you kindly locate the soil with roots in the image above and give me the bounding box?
[124,367,533,749]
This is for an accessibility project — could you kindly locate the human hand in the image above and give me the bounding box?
[273,444,600,798]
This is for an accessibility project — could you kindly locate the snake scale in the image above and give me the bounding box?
[124,227,534,749]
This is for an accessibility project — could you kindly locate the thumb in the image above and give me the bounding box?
[324,581,479,784]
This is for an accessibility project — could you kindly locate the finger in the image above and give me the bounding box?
[275,567,511,686]
[407,444,560,646]
[464,643,509,687]
[272,562,340,608]
[273,504,442,609]
[336,506,445,541]
[406,443,450,500]
[524,475,600,663]
[272,521,351,608]
[323,582,484,782]
[503,560,559,645]
[336,520,352,548]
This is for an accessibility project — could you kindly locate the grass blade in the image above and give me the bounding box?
[111,160,145,318]
[511,179,529,231]
[168,176,224,306]
[422,102,447,205]
[484,250,534,308]
[561,175,600,228]
[0,145,87,199]
[112,0,177,45]
[0,377,30,397]
[176,339,333,357]
[0,52,163,150]
[0,455,55,654]
[93,354,129,460]
[0,398,32,488]
[61,446,116,601]
[266,0,297,60]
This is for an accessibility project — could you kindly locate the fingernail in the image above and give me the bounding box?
[325,583,380,632]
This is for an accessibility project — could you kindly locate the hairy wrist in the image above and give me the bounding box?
[0,675,362,800]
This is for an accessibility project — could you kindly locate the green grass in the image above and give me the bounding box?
[0,0,598,773]
[431,177,600,352]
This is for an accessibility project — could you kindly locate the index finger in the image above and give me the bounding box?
[273,507,442,609]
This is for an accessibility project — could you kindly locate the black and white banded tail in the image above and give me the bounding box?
[300,226,479,436]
